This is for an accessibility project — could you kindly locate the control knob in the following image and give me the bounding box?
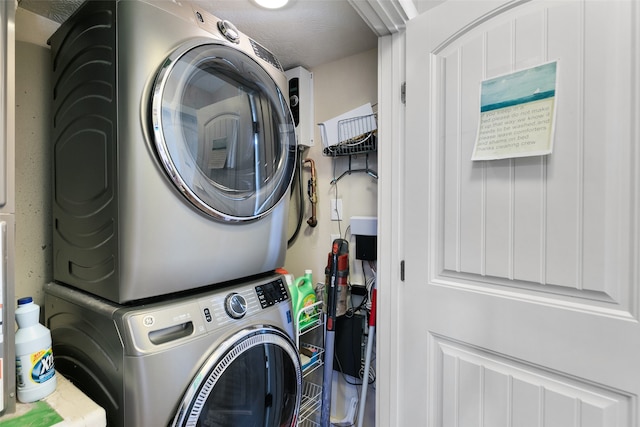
[225,293,247,319]
[217,20,240,44]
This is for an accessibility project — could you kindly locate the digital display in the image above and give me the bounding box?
[250,39,283,71]
[255,279,288,309]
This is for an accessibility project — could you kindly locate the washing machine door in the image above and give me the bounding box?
[151,42,297,222]
[172,325,302,427]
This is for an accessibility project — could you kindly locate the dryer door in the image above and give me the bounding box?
[151,42,297,222]
[172,325,302,427]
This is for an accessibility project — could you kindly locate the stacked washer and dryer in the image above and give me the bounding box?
[43,1,302,426]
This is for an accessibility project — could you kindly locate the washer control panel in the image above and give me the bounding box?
[125,275,292,351]
[198,276,289,332]
[255,278,289,309]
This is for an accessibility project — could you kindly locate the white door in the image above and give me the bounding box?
[398,0,640,425]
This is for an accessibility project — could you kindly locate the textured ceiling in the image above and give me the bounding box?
[17,0,380,70]
[193,0,379,69]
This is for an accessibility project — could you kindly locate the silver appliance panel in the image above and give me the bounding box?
[49,0,296,303]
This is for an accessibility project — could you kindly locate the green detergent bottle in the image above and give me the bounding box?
[290,269,317,329]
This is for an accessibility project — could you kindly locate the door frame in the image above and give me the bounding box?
[376,30,405,427]
[1,0,16,415]
[352,1,413,425]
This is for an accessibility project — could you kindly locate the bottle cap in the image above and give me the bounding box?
[17,297,33,305]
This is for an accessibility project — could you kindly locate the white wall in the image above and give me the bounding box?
[284,52,378,425]
[284,48,378,290]
[14,9,57,305]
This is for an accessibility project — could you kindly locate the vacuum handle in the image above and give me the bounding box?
[326,240,341,331]
[369,289,377,327]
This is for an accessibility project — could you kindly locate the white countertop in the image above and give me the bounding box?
[0,374,106,427]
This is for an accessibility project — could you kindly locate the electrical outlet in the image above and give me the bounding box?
[330,199,343,221]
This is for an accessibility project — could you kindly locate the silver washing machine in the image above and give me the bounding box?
[44,274,302,427]
[48,0,297,303]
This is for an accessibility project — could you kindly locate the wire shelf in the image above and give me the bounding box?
[298,380,322,424]
[319,114,378,182]
[298,420,319,427]
[295,300,324,427]
[299,343,324,376]
[322,133,377,157]
[322,114,378,157]
[296,301,324,336]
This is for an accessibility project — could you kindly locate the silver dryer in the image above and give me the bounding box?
[49,0,297,303]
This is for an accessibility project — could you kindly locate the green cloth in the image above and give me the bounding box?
[0,401,63,427]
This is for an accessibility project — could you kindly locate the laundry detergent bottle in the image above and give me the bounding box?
[15,297,57,402]
[290,270,317,329]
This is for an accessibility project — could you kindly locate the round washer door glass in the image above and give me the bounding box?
[152,43,296,222]
[172,326,302,427]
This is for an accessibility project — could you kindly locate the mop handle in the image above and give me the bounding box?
[357,289,376,427]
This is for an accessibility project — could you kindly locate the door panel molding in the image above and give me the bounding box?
[429,333,632,427]
[429,273,636,321]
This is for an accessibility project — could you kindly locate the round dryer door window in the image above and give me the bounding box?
[151,42,297,222]
[172,326,302,427]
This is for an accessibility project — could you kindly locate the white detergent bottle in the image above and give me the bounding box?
[15,297,57,402]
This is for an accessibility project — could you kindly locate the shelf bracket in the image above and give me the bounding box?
[330,152,378,184]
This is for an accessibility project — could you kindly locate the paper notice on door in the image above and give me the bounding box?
[472,61,558,161]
